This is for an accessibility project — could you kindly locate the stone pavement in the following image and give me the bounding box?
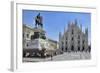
[23,52,91,62]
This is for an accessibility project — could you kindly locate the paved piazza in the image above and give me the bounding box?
[23,52,91,62]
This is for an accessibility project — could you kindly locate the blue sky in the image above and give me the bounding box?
[23,10,91,44]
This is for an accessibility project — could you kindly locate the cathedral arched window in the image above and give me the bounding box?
[83,40,85,44]
[72,37,74,41]
[78,40,80,44]
[78,35,80,39]
[78,46,80,51]
[72,29,74,34]
[66,47,67,52]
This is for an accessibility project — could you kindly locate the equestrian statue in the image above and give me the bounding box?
[35,13,43,28]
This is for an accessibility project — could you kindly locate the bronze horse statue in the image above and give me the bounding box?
[35,13,43,28]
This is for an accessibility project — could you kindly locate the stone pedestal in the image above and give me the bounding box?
[31,27,46,40]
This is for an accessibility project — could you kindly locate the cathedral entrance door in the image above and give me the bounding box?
[71,45,74,51]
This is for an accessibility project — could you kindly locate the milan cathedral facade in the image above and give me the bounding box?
[59,20,90,52]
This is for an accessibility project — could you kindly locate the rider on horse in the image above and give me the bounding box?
[35,13,43,28]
